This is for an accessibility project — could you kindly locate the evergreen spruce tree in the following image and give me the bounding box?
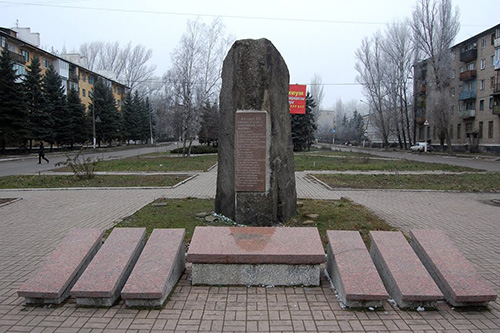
[43,64,70,147]
[133,91,148,142]
[122,92,137,143]
[290,92,317,151]
[91,78,122,146]
[198,102,219,146]
[23,55,50,146]
[0,49,29,152]
[141,97,155,143]
[67,88,90,147]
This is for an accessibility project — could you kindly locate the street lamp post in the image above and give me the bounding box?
[92,103,96,150]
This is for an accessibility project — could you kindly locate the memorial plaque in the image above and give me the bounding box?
[235,111,267,192]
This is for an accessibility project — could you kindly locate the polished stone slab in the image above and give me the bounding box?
[187,226,325,264]
[18,228,104,305]
[121,229,186,307]
[410,229,497,307]
[326,231,388,308]
[71,228,145,307]
[370,231,443,308]
[187,226,325,286]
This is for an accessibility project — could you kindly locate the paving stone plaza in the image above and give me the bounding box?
[1,166,500,332]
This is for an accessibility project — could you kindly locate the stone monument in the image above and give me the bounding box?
[215,38,297,225]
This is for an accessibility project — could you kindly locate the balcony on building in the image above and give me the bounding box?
[415,109,426,125]
[459,90,476,100]
[494,37,500,48]
[458,109,476,119]
[460,48,477,63]
[493,105,500,115]
[459,69,477,81]
[8,50,25,64]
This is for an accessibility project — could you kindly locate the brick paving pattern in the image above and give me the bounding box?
[1,167,499,332]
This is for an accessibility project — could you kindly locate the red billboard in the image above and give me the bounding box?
[289,84,306,114]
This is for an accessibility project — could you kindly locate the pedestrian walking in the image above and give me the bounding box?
[38,142,49,164]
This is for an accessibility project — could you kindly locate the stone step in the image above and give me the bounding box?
[369,231,443,308]
[70,228,146,307]
[187,226,325,286]
[410,229,497,307]
[17,228,104,305]
[121,229,186,307]
[326,231,388,308]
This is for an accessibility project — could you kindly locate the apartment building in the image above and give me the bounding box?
[0,27,128,112]
[415,24,500,153]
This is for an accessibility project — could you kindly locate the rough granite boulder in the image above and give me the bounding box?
[215,38,297,225]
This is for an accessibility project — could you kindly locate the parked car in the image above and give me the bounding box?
[410,142,432,152]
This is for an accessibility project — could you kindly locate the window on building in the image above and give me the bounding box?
[459,66,464,73]
[43,58,49,68]
[82,74,86,82]
[89,91,93,98]
[491,97,494,109]
[492,77,496,89]
[482,37,486,48]
[451,51,456,61]
[480,100,484,110]
[88,76,94,84]
[117,100,121,108]
[465,122,473,133]
[480,80,485,91]
[451,69,456,79]
[450,87,455,97]
[457,124,461,139]
[488,121,494,139]
[82,89,86,97]
[481,59,486,70]
[478,122,483,139]
[1,36,6,48]
[467,82,473,91]
[492,55,496,67]
[492,33,496,45]
[13,63,26,77]
[467,62,475,71]
[466,100,474,110]
[21,50,29,62]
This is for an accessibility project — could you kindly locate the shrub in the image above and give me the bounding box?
[55,148,102,180]
[170,145,218,155]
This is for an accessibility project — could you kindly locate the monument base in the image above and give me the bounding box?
[191,263,320,286]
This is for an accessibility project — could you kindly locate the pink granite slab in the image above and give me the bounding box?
[187,227,325,264]
[121,229,185,301]
[71,228,145,298]
[327,231,388,302]
[410,229,497,305]
[369,231,443,305]
[18,228,104,300]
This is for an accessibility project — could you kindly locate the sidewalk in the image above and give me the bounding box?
[0,170,499,332]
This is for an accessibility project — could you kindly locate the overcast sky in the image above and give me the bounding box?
[1,0,498,109]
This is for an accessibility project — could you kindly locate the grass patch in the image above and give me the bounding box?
[294,154,474,172]
[56,154,218,172]
[110,198,394,248]
[313,173,500,192]
[0,174,189,189]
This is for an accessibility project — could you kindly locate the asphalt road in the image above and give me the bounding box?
[320,144,500,172]
[1,142,499,177]
[0,142,181,177]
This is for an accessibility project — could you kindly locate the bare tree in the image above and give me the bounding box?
[355,33,392,149]
[411,0,460,152]
[164,18,233,156]
[309,74,325,119]
[382,21,415,149]
[78,41,156,91]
